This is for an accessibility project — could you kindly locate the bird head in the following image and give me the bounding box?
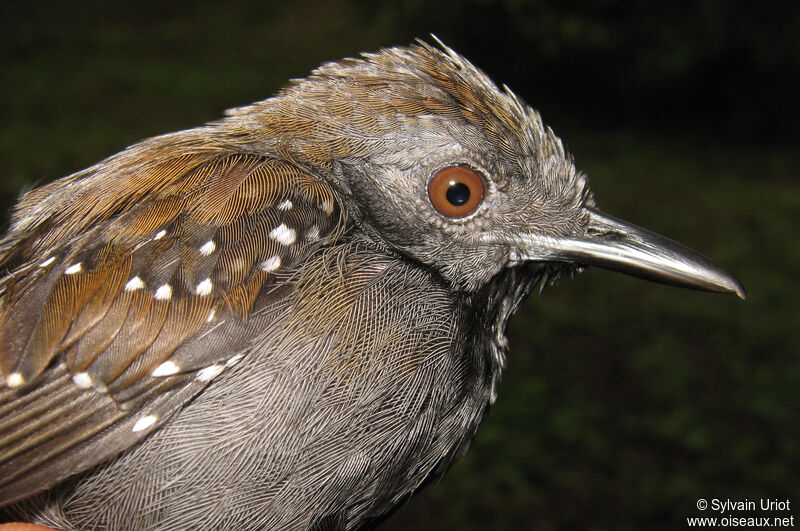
[224,40,745,297]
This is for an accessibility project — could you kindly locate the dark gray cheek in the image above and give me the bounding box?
[435,245,507,292]
[348,179,430,245]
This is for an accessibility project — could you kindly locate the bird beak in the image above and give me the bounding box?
[510,207,746,299]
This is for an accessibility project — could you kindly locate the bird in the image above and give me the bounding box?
[0,40,744,530]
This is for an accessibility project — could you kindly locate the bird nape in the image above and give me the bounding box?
[0,41,743,530]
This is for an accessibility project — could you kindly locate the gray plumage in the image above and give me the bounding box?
[0,41,743,530]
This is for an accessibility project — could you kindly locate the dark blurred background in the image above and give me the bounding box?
[1,1,797,529]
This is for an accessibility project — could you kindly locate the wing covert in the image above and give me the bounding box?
[0,145,346,504]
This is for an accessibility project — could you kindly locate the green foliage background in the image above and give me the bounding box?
[1,2,797,529]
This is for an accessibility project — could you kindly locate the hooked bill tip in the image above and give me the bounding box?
[724,276,747,300]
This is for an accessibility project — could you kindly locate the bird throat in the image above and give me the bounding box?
[467,262,561,403]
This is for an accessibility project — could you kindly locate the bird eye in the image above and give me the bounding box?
[428,166,485,218]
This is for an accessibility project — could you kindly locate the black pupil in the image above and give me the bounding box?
[445,181,470,206]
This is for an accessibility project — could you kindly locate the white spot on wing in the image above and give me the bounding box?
[196,364,224,382]
[226,353,245,368]
[153,230,167,240]
[154,284,173,300]
[124,275,145,292]
[195,278,213,296]
[72,372,93,389]
[199,240,216,256]
[151,360,180,377]
[206,308,216,322]
[65,263,83,275]
[269,224,296,245]
[305,226,320,241]
[6,372,24,388]
[260,255,281,272]
[132,414,159,433]
[321,198,334,215]
[277,199,293,211]
[39,256,56,268]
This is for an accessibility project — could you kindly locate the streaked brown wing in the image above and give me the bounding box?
[0,143,345,504]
